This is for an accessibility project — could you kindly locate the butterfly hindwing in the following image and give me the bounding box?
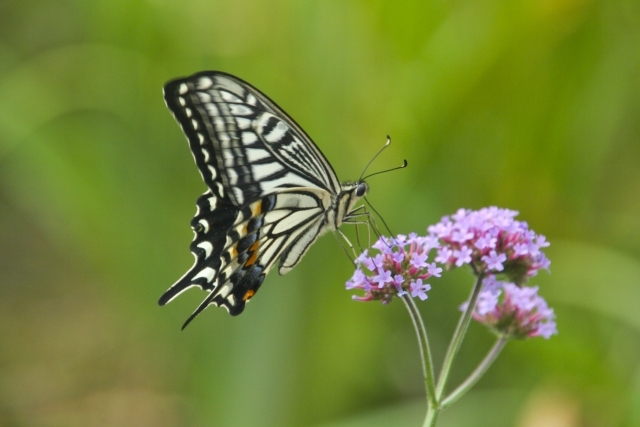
[158,191,238,306]
[160,188,331,324]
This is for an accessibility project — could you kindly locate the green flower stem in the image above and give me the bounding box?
[423,404,438,427]
[435,273,485,400]
[440,336,507,410]
[401,294,437,409]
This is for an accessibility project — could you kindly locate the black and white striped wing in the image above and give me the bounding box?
[162,71,341,206]
[160,188,331,324]
[159,71,340,324]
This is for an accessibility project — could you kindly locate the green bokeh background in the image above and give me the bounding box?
[1,1,640,426]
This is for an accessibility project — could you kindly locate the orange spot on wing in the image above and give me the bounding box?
[243,289,255,301]
[252,200,262,216]
[245,251,259,267]
[244,241,260,267]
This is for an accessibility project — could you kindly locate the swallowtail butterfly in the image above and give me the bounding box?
[159,71,370,327]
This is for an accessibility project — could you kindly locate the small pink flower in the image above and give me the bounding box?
[428,207,550,284]
[482,250,507,271]
[410,279,431,300]
[461,282,557,339]
[347,233,439,304]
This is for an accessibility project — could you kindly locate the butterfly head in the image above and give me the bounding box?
[337,180,369,221]
[342,180,368,200]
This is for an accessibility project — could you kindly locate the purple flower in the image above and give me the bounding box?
[452,208,468,222]
[347,207,553,305]
[346,269,366,290]
[451,228,474,243]
[453,246,473,267]
[482,250,507,271]
[537,254,551,270]
[428,207,551,284]
[427,263,442,277]
[482,275,503,294]
[474,290,499,316]
[372,268,393,288]
[513,242,529,256]
[359,255,375,271]
[461,282,557,340]
[392,251,405,263]
[475,235,496,250]
[410,279,431,300]
[536,320,558,339]
[356,250,369,264]
[393,274,407,295]
[372,253,385,267]
[407,232,421,244]
[435,247,453,264]
[373,238,392,254]
[410,252,429,269]
[535,235,550,249]
[422,235,440,251]
[347,233,440,304]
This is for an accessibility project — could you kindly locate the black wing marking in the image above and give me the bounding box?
[164,79,229,204]
[163,71,341,207]
[160,189,331,326]
[158,190,239,306]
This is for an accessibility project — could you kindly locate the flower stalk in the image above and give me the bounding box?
[441,336,507,409]
[435,273,485,400]
[401,294,437,408]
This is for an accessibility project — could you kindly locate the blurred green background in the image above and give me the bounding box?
[1,0,640,426]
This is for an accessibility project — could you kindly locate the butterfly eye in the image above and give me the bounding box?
[355,183,368,197]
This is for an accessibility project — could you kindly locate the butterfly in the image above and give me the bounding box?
[158,71,371,328]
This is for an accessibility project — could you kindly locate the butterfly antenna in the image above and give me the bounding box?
[362,159,408,181]
[358,135,392,182]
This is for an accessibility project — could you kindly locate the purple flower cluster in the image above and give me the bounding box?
[462,279,557,339]
[345,208,556,339]
[428,207,550,284]
[346,234,442,303]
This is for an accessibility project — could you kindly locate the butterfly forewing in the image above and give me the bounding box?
[160,71,353,324]
[163,72,340,206]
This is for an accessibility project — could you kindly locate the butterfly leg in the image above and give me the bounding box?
[345,205,386,250]
[344,205,371,251]
[358,207,385,242]
[354,218,366,253]
[364,208,384,241]
[334,228,360,264]
[346,216,372,253]
[332,232,355,264]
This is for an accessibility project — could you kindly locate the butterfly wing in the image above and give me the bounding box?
[160,71,341,323]
[162,71,341,205]
[160,188,331,325]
